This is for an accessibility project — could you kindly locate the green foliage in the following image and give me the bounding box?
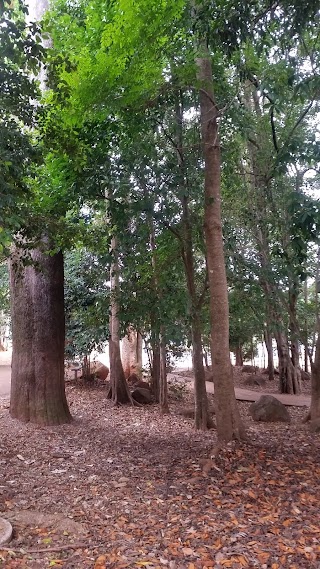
[0,0,43,251]
[64,249,110,358]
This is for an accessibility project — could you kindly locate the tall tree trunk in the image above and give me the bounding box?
[9,0,72,426]
[264,328,274,380]
[150,332,160,402]
[175,88,210,430]
[149,214,166,409]
[309,329,320,420]
[107,237,132,404]
[195,45,245,442]
[10,248,71,424]
[159,327,169,414]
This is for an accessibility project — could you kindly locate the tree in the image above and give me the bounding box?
[0,0,42,251]
[9,0,71,425]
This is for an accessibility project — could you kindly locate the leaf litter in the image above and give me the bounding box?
[0,373,319,568]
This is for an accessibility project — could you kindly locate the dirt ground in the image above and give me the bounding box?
[0,369,319,569]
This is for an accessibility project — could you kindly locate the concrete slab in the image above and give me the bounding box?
[169,374,311,408]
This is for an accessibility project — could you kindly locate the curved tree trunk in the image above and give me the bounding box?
[195,45,245,442]
[10,248,71,425]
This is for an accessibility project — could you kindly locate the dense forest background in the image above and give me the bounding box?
[1,0,320,440]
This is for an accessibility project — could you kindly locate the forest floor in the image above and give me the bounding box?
[0,368,319,569]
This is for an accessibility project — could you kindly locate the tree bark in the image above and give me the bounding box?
[264,328,274,380]
[309,329,320,420]
[159,327,169,414]
[121,327,143,379]
[275,330,301,394]
[234,344,244,367]
[10,248,71,425]
[195,45,245,442]
[150,333,160,402]
[175,90,210,430]
[107,236,133,404]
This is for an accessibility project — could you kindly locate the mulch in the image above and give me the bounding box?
[0,370,319,569]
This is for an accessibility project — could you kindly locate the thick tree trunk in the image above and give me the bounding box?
[195,46,245,442]
[309,330,320,420]
[121,327,142,379]
[275,331,300,394]
[10,248,71,425]
[107,237,132,404]
[264,328,274,380]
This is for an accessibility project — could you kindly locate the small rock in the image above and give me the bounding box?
[249,395,291,423]
[131,387,152,404]
[0,517,13,545]
[242,365,258,373]
[244,375,266,388]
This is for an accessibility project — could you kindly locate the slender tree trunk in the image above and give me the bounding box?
[107,237,132,404]
[288,289,301,394]
[174,86,210,429]
[151,333,160,402]
[159,327,169,414]
[195,45,245,442]
[82,355,91,381]
[10,248,71,424]
[149,214,166,409]
[264,328,274,380]
[235,344,244,367]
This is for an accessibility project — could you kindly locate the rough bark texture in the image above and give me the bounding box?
[121,328,142,379]
[195,47,245,442]
[309,328,320,420]
[275,331,300,394]
[108,237,132,404]
[10,249,71,425]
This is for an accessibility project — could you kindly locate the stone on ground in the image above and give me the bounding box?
[249,395,291,423]
[244,375,266,388]
[242,365,258,373]
[131,387,152,404]
[0,517,13,545]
